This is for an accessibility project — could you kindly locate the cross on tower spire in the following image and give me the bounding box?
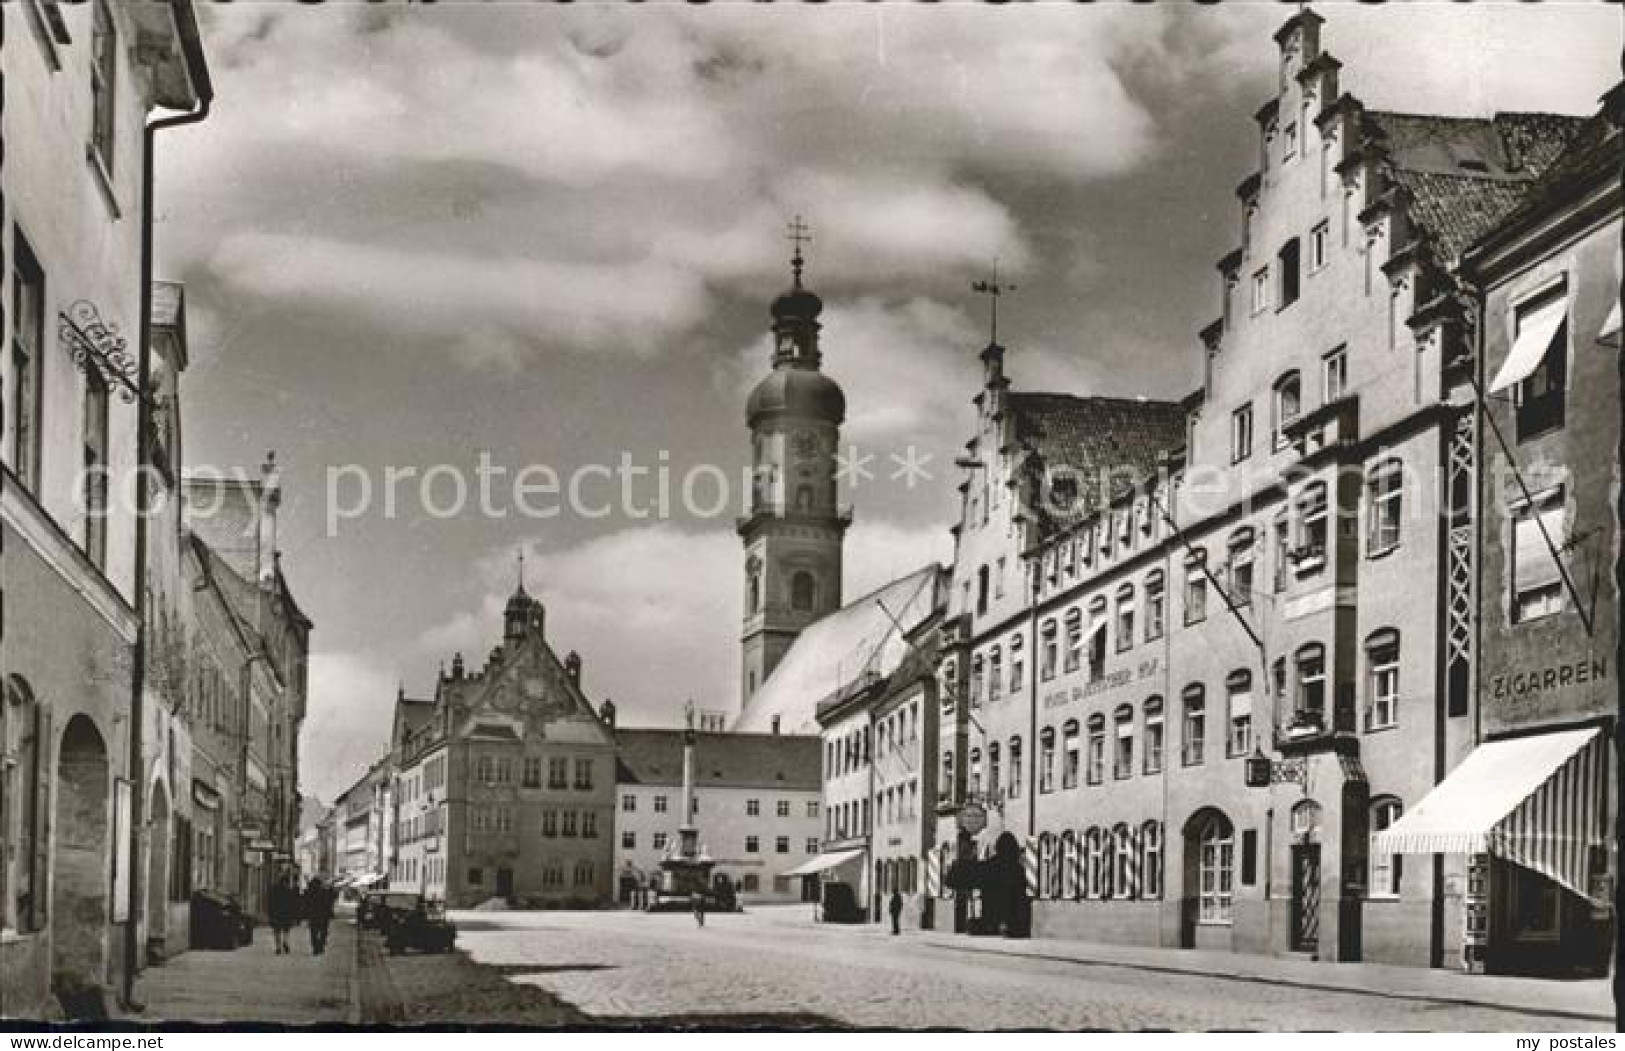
[786,215,813,287]
[516,548,526,592]
[971,258,1015,346]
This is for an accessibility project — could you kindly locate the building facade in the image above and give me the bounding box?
[1385,83,1621,977]
[927,11,1595,972]
[390,580,616,908]
[1,0,209,1016]
[612,728,821,905]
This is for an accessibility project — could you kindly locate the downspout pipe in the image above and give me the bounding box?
[126,0,213,1009]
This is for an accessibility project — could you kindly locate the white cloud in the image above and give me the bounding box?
[298,650,399,802]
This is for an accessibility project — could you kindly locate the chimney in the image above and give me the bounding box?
[565,650,582,687]
[598,698,617,732]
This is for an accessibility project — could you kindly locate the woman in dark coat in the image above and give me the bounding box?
[268,874,301,955]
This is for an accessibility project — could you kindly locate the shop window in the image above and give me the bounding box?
[1085,828,1104,899]
[1140,821,1164,900]
[1196,812,1235,923]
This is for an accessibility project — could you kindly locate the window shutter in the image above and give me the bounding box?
[1514,510,1563,590]
[33,705,53,930]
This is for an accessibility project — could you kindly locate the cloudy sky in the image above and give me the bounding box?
[155,2,1620,802]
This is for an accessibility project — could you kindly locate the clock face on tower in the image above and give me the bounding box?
[791,431,819,461]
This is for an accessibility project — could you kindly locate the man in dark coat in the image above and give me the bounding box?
[268,873,301,955]
[888,889,904,935]
[304,877,336,956]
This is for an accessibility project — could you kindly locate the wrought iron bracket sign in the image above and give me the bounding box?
[58,300,140,403]
[1244,748,1308,787]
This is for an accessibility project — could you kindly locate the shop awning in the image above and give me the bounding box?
[1488,294,1567,393]
[781,849,864,878]
[1371,727,1607,900]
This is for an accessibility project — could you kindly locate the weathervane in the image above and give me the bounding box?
[971,259,1015,346]
[786,214,813,286]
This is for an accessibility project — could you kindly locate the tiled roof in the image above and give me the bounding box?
[1363,109,1591,261]
[1007,393,1185,534]
[732,564,944,735]
[1474,99,1623,248]
[613,729,821,791]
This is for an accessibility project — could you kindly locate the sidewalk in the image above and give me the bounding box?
[133,922,358,1025]
[748,904,1615,1023]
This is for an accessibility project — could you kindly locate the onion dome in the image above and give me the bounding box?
[770,283,823,322]
[747,368,846,427]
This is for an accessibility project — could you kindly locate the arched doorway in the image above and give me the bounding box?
[52,715,111,986]
[1180,807,1234,949]
[147,779,172,954]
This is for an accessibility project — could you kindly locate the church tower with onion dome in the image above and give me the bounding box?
[738,219,849,709]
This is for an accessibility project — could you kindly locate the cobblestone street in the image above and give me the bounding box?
[446,907,1614,1031]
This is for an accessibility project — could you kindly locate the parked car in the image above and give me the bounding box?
[190,889,254,950]
[383,896,457,955]
[358,890,414,931]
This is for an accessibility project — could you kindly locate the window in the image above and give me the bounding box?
[1060,611,1081,674]
[806,838,819,853]
[1283,122,1299,161]
[1085,716,1106,786]
[1251,267,1270,314]
[495,806,513,833]
[995,556,1006,598]
[1323,345,1347,401]
[1272,510,1291,593]
[1181,685,1205,766]
[1295,482,1328,569]
[90,1,117,178]
[1143,697,1164,774]
[746,798,760,817]
[806,800,819,818]
[468,868,484,886]
[561,811,578,837]
[1226,671,1254,757]
[3,678,45,931]
[1511,287,1569,439]
[11,233,45,490]
[939,750,954,802]
[1231,404,1254,463]
[1007,737,1023,800]
[1310,221,1330,272]
[976,565,990,616]
[1144,571,1165,642]
[547,757,567,789]
[1041,619,1059,680]
[1197,813,1235,923]
[1184,550,1208,624]
[653,794,668,814]
[968,748,982,797]
[1273,372,1302,447]
[477,755,494,783]
[524,757,543,788]
[1039,728,1056,793]
[80,368,110,567]
[582,812,597,838]
[1115,586,1135,653]
[1113,825,1134,899]
[1241,829,1259,886]
[1278,239,1301,308]
[970,656,984,708]
[574,860,593,887]
[1512,488,1566,622]
[1008,634,1024,693]
[987,742,1001,800]
[1367,459,1403,554]
[775,835,789,854]
[1113,705,1134,780]
[777,800,790,818]
[1086,601,1107,678]
[1064,721,1085,788]
[988,646,1003,700]
[653,832,669,852]
[1227,530,1255,607]
[791,571,817,612]
[621,793,636,812]
[1369,798,1404,898]
[1366,630,1400,730]
[621,831,635,849]
[1294,644,1326,726]
[745,835,760,854]
[1141,821,1164,900]
[540,810,557,837]
[573,757,593,790]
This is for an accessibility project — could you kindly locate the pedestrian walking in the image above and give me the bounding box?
[268,873,301,955]
[691,890,706,927]
[304,876,336,956]
[889,889,903,936]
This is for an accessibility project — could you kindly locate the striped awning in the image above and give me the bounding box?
[780,849,864,879]
[1371,727,1608,901]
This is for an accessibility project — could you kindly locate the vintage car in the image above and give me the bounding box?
[359,890,420,932]
[382,895,457,955]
